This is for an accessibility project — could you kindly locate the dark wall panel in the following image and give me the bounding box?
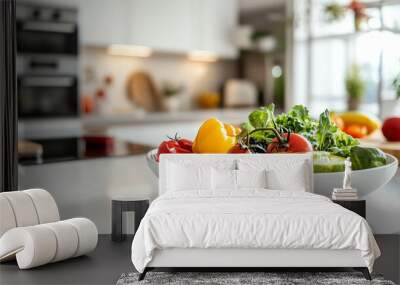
[0,0,17,192]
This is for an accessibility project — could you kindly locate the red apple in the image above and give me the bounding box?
[382,117,400,142]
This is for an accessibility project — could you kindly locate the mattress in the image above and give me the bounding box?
[131,190,380,273]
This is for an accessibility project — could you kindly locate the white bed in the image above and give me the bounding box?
[131,153,380,280]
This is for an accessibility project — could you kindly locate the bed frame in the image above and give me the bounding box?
[139,154,372,281]
[139,248,371,280]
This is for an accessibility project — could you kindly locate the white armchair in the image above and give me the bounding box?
[0,189,98,269]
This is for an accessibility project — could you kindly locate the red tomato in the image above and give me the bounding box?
[382,117,400,142]
[177,138,193,152]
[267,133,312,153]
[229,144,250,153]
[156,139,192,161]
[344,124,368,138]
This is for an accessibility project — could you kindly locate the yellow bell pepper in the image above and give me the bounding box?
[193,118,237,153]
[338,111,380,134]
[223,123,237,137]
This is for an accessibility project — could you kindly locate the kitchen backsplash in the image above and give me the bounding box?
[80,47,237,115]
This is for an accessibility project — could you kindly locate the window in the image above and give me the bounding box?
[293,0,400,117]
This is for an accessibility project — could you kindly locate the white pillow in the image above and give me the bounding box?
[236,169,267,189]
[167,162,212,191]
[237,158,310,192]
[266,162,308,191]
[211,169,267,190]
[212,168,237,190]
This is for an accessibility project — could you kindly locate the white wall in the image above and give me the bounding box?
[365,169,400,235]
[80,47,237,112]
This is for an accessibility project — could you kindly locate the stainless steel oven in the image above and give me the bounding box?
[18,74,78,118]
[16,3,79,119]
[16,3,78,55]
[17,55,79,118]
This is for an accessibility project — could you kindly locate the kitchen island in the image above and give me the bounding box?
[18,136,156,234]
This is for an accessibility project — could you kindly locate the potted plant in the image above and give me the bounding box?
[393,72,400,100]
[251,30,277,53]
[324,3,346,22]
[345,64,365,111]
[162,81,184,112]
[382,71,400,117]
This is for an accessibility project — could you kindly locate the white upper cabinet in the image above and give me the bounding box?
[79,0,238,58]
[127,0,193,53]
[191,0,238,58]
[79,0,129,46]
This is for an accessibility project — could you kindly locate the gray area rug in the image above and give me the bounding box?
[116,272,396,285]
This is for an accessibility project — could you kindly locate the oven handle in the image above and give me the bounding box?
[30,60,58,69]
[21,77,75,87]
[21,21,76,34]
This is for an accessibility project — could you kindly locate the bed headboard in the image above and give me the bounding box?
[159,153,313,195]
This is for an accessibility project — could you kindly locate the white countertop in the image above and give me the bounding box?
[82,108,252,128]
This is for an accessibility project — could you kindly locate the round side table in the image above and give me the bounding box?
[111,196,149,242]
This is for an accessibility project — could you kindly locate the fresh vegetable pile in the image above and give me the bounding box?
[238,104,358,157]
[155,104,388,172]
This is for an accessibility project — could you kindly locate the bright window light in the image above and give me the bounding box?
[108,44,153,57]
[188,50,218,62]
[272,65,282,78]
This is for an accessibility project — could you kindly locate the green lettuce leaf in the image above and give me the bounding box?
[315,109,359,157]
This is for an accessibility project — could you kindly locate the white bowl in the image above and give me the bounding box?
[314,153,398,197]
[146,149,160,177]
[146,149,398,198]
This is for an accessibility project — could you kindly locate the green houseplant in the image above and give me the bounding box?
[345,64,365,111]
[393,72,400,100]
[381,71,400,117]
[161,81,184,112]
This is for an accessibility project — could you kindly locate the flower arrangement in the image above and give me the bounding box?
[325,1,369,31]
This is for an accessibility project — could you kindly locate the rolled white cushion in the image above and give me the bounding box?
[42,221,79,262]
[0,218,97,269]
[0,196,17,237]
[0,226,57,269]
[24,189,60,223]
[1,192,39,227]
[64,218,98,257]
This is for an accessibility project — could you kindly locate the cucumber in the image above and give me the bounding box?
[313,151,346,173]
[350,146,387,170]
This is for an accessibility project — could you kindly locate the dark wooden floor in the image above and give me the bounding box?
[0,235,133,285]
[0,235,398,285]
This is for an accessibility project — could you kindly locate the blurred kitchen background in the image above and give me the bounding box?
[17,0,400,238]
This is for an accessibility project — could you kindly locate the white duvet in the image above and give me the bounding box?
[131,190,380,273]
